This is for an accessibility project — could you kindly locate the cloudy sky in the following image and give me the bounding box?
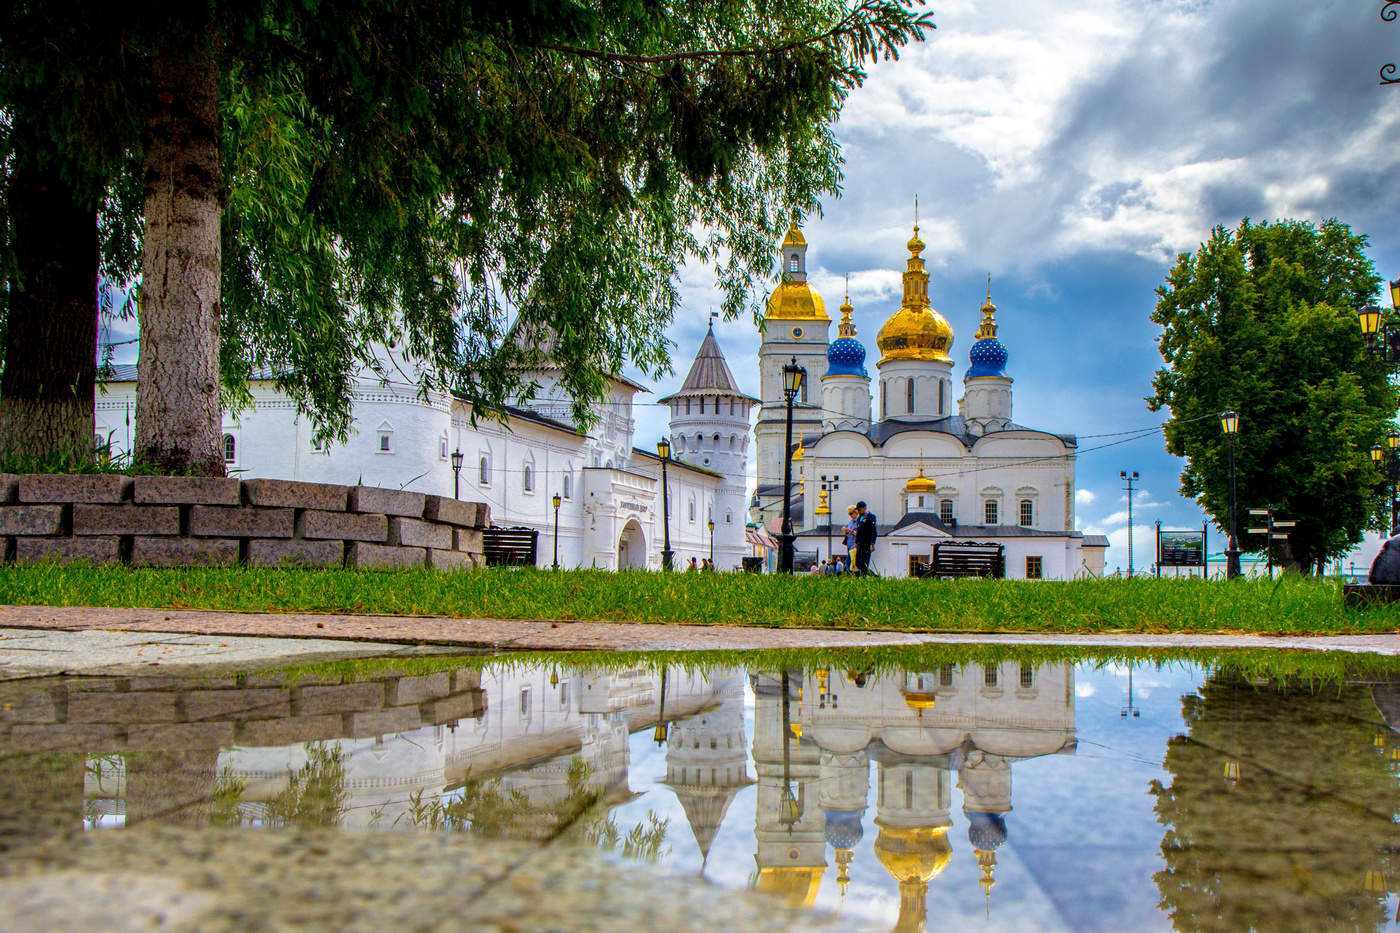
[625,0,1400,572]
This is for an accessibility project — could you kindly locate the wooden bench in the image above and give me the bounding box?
[482,527,539,567]
[925,542,1006,579]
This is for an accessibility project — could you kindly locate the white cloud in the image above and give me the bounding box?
[1075,489,1097,505]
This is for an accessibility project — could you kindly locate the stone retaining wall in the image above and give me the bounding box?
[0,475,489,570]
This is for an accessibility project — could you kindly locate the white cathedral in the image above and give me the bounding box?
[752,222,1107,579]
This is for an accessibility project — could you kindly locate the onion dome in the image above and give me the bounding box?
[877,225,954,365]
[875,825,953,884]
[754,867,825,908]
[903,468,936,496]
[826,288,868,377]
[966,811,1007,851]
[766,222,830,321]
[966,280,1009,379]
[824,808,867,850]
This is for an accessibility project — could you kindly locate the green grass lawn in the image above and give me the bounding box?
[0,564,1394,635]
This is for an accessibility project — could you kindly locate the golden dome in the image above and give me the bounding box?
[877,225,953,364]
[903,469,936,494]
[754,866,825,908]
[766,281,829,321]
[904,693,937,710]
[782,222,807,248]
[874,825,953,884]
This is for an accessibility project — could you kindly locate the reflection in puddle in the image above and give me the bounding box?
[1,657,1398,931]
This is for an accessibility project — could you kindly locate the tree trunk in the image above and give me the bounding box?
[134,22,224,476]
[0,142,99,468]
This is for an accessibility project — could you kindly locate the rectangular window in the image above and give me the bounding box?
[940,665,955,686]
[984,665,998,687]
[520,687,531,719]
[1020,499,1034,527]
[699,397,706,414]
[939,499,954,523]
[1020,664,1034,688]
[1026,556,1043,579]
[378,433,391,452]
[984,499,998,525]
[439,436,449,460]
[559,682,570,708]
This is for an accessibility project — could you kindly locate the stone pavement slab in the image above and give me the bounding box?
[0,626,454,680]
[0,604,1395,655]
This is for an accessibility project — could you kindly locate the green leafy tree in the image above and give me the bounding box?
[1147,219,1395,573]
[1,0,935,474]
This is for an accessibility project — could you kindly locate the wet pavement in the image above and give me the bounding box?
[0,604,1397,654]
[0,650,1397,930]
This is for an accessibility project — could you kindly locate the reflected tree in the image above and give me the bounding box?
[1151,671,1400,931]
[259,742,348,829]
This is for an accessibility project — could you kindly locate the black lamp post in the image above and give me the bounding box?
[657,437,674,571]
[450,448,464,500]
[820,474,839,565]
[1220,409,1241,580]
[1371,433,1400,536]
[778,358,805,574]
[707,517,715,566]
[1120,470,1139,577]
[551,492,562,569]
[1358,283,1400,364]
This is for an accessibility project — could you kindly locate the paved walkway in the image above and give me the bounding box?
[0,604,1396,655]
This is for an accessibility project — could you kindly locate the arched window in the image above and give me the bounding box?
[789,254,799,272]
[729,399,735,416]
[479,456,490,485]
[906,379,915,414]
[984,499,999,525]
[713,433,720,444]
[881,383,887,419]
[685,398,691,415]
[799,368,808,403]
[688,499,696,522]
[938,380,946,414]
[1019,499,1034,527]
[439,435,449,459]
[523,464,534,492]
[563,473,572,499]
[726,510,733,524]
[699,397,706,414]
[939,499,954,523]
[730,434,737,450]
[223,434,236,463]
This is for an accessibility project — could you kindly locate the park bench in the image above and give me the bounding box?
[925,541,1006,579]
[482,526,539,567]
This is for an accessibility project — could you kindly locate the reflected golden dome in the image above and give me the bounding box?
[904,693,937,711]
[766,281,829,321]
[754,866,825,908]
[874,824,953,883]
[877,225,952,364]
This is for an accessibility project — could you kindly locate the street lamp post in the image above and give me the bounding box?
[1220,410,1241,580]
[778,358,805,574]
[657,437,674,571]
[1371,434,1400,536]
[1120,470,1140,577]
[551,492,562,570]
[707,518,715,566]
[450,448,464,500]
[819,474,839,565]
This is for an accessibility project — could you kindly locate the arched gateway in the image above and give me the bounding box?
[617,519,647,569]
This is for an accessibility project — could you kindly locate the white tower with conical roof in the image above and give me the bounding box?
[659,318,758,570]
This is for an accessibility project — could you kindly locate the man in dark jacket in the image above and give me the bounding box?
[854,501,878,575]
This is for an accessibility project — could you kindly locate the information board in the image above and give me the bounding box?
[1158,530,1206,567]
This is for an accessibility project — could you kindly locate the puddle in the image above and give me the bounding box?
[0,652,1397,931]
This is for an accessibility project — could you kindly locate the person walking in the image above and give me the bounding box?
[854,500,878,575]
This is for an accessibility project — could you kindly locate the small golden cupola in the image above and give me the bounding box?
[766,221,830,321]
[876,224,954,365]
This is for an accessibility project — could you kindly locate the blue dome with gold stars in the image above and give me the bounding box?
[826,290,867,378]
[966,285,1008,379]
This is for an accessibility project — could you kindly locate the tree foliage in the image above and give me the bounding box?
[1147,218,1395,572]
[1,0,936,468]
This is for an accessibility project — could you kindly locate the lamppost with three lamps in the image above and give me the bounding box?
[1357,282,1400,540]
[551,492,562,570]
[450,448,464,500]
[778,358,805,575]
[1220,409,1241,580]
[657,437,674,571]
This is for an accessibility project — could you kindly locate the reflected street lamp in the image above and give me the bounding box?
[1120,470,1139,577]
[552,492,562,570]
[778,358,805,574]
[658,437,674,571]
[451,448,464,500]
[1220,410,1241,580]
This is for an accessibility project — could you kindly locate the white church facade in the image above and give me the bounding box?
[96,328,755,571]
[752,222,1108,579]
